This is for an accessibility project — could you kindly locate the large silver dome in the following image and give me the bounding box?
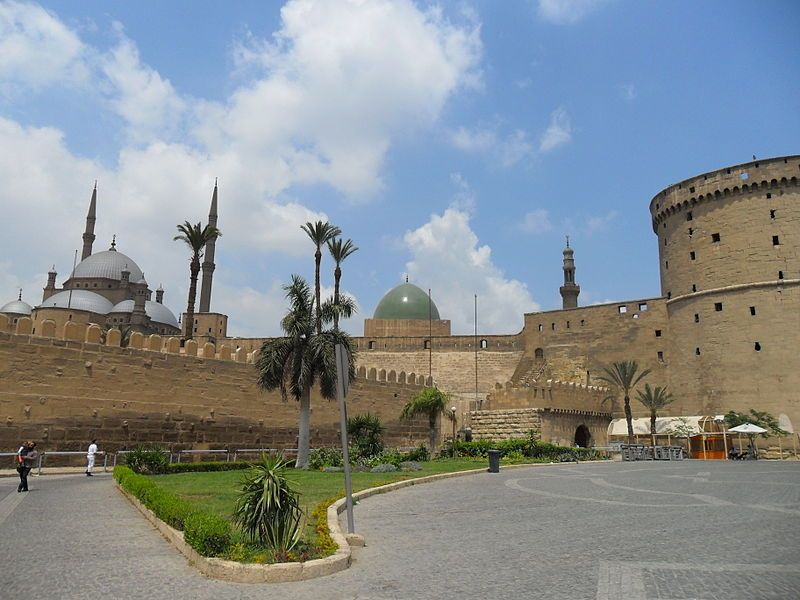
[37,290,114,314]
[0,299,33,315]
[73,250,144,281]
[109,300,179,329]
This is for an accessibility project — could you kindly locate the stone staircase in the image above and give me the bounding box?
[469,408,542,441]
[510,355,548,387]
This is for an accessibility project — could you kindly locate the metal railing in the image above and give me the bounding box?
[3,447,302,473]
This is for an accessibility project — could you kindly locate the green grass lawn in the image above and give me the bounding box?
[151,458,490,521]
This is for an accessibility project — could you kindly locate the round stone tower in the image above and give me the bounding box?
[649,155,799,420]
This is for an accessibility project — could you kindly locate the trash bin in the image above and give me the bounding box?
[487,449,501,473]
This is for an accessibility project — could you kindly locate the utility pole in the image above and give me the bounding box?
[428,288,432,379]
[474,294,479,409]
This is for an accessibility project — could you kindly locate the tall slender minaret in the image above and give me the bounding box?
[81,182,97,261]
[559,236,580,309]
[199,180,218,313]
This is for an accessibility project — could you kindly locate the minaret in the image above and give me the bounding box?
[81,182,97,261]
[559,236,580,309]
[156,285,164,304]
[199,180,218,313]
[43,265,57,301]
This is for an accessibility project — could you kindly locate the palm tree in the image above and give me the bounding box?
[174,221,221,340]
[255,275,355,468]
[401,387,449,453]
[636,384,674,446]
[300,221,341,334]
[327,238,358,329]
[598,360,651,443]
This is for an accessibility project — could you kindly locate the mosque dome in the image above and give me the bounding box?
[73,249,144,281]
[373,283,440,320]
[109,300,179,329]
[0,298,33,315]
[37,290,114,314]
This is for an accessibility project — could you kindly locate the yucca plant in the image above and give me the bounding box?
[233,455,303,554]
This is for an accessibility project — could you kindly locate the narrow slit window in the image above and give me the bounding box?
[694,313,700,323]
[749,306,756,316]
[766,193,772,199]
[580,319,585,326]
[551,323,555,331]
[770,209,776,219]
[688,227,694,237]
[686,211,693,221]
[665,261,669,269]
[695,347,701,355]
[657,351,664,362]
[692,284,697,292]
[715,302,723,311]
[754,342,761,352]
[778,271,784,280]
[711,233,721,243]
[655,329,662,337]
[772,235,780,245]
[538,324,543,332]
[690,251,696,260]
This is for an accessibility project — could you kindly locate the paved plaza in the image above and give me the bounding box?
[1,461,799,599]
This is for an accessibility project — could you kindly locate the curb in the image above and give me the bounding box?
[116,482,350,583]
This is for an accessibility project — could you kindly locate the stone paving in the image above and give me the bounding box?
[1,461,799,599]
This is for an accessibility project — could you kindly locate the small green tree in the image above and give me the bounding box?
[233,455,302,558]
[636,384,674,445]
[401,387,449,452]
[723,409,786,437]
[347,413,385,459]
[174,220,221,340]
[667,417,695,458]
[598,360,651,443]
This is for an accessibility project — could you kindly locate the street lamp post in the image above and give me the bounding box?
[451,406,457,458]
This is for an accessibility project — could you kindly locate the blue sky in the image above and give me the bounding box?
[1,0,798,336]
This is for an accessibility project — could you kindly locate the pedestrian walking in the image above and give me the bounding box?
[17,441,38,492]
[86,439,98,476]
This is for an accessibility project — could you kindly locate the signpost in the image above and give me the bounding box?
[335,343,355,535]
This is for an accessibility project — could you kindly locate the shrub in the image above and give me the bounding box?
[309,496,339,558]
[401,443,430,462]
[125,445,170,474]
[502,450,526,462]
[233,455,303,554]
[165,461,253,474]
[370,463,398,473]
[347,413,385,459]
[364,448,404,468]
[308,447,343,470]
[184,512,233,557]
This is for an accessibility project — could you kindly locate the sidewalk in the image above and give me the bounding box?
[0,466,110,478]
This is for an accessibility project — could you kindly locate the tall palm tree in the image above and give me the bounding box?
[598,360,651,443]
[326,238,358,329]
[255,275,355,468]
[401,387,449,452]
[174,221,221,340]
[300,221,341,334]
[636,383,674,446]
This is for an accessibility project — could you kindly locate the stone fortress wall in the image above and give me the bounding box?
[650,156,800,424]
[0,317,434,452]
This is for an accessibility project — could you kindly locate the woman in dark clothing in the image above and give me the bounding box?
[17,441,38,492]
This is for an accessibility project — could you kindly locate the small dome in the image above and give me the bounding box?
[0,299,33,315]
[109,300,179,329]
[37,290,114,314]
[73,250,144,281]
[373,283,441,320]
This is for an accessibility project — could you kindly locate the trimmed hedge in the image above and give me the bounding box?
[165,461,254,474]
[450,438,601,461]
[114,466,232,557]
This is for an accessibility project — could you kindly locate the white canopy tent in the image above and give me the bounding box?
[607,415,723,437]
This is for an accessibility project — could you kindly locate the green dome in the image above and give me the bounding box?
[373,283,440,320]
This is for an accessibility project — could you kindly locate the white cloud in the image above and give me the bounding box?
[519,209,553,234]
[99,25,186,142]
[0,0,88,93]
[449,125,533,167]
[620,83,636,101]
[0,1,483,336]
[586,210,618,234]
[404,205,538,334]
[537,0,610,25]
[539,106,572,153]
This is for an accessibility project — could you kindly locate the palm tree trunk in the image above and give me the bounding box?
[333,265,341,329]
[428,413,437,453]
[295,386,311,468]
[185,256,200,340]
[624,394,634,443]
[314,248,322,334]
[650,410,657,447]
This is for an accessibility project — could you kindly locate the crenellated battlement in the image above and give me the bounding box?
[649,155,800,231]
[485,376,609,413]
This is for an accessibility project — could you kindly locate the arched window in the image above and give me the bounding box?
[368,341,376,350]
[424,340,431,349]
[480,339,488,349]
[534,348,544,360]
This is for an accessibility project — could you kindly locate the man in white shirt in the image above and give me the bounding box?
[86,439,98,476]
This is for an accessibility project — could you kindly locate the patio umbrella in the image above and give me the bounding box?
[728,423,767,458]
[728,423,767,434]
